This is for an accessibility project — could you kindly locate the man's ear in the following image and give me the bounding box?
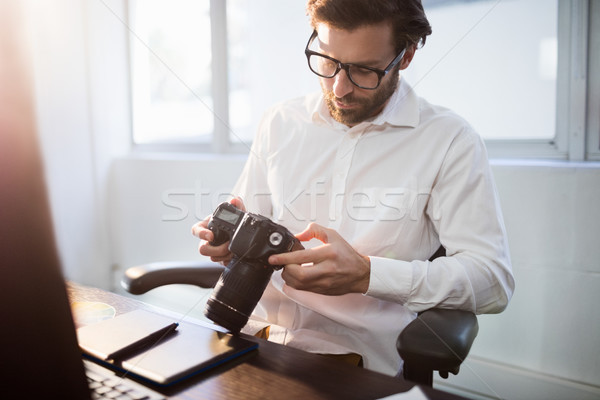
[400,45,417,70]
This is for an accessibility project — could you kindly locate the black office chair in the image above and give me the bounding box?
[121,253,478,387]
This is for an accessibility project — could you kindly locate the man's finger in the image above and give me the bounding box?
[295,222,331,243]
[199,241,231,262]
[192,225,214,242]
[281,262,318,287]
[268,245,330,266]
[191,215,212,238]
[229,196,246,211]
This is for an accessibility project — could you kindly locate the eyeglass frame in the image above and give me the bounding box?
[304,30,407,90]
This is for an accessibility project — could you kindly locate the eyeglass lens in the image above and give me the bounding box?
[308,54,381,89]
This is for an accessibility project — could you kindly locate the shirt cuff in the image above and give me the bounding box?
[365,256,414,304]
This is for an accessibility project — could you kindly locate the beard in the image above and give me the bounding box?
[321,72,399,126]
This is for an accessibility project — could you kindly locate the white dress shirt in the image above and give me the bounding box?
[232,78,515,376]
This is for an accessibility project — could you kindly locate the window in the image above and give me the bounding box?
[410,0,558,141]
[128,0,599,160]
[128,0,316,153]
[129,0,214,146]
[415,0,599,161]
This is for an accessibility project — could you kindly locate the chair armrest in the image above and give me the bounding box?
[121,261,225,295]
[397,309,478,381]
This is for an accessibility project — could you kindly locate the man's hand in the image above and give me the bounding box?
[191,197,246,265]
[268,223,371,296]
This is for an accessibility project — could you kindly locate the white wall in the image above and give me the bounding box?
[437,162,600,399]
[108,155,245,272]
[25,0,131,288]
[21,1,600,399]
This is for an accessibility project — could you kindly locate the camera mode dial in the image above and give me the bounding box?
[269,231,283,247]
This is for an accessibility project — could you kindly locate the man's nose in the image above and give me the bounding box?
[332,69,354,98]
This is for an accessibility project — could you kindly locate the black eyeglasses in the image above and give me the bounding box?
[304,30,406,90]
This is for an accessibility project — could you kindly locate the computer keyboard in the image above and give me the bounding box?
[84,360,166,400]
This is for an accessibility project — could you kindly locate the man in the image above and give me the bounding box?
[192,0,514,376]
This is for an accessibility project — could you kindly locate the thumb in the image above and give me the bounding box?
[295,222,330,244]
[229,196,247,212]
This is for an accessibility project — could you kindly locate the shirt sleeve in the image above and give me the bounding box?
[366,131,515,315]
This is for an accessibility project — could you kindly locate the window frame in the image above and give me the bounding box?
[586,0,600,161]
[481,0,597,161]
[128,0,600,161]
[128,0,249,155]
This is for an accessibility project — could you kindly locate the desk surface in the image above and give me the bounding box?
[68,283,465,400]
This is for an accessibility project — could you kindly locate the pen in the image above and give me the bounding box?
[105,322,179,362]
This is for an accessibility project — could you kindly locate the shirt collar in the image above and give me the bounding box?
[311,78,420,129]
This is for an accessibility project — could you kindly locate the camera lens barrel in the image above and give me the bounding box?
[204,257,274,333]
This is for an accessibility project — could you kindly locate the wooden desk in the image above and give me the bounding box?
[68,283,465,400]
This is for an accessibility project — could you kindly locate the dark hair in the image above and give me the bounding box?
[306,0,432,52]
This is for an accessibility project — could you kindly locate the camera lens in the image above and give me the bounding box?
[204,257,274,333]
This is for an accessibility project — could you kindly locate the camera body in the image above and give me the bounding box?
[207,202,300,269]
[204,202,302,333]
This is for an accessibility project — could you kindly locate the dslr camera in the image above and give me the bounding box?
[204,202,303,333]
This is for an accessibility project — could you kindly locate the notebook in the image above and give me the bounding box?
[0,4,255,398]
[77,309,258,386]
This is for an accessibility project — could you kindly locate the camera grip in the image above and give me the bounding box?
[291,238,305,252]
[207,222,231,247]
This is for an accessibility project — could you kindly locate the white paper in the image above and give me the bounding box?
[378,385,429,400]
